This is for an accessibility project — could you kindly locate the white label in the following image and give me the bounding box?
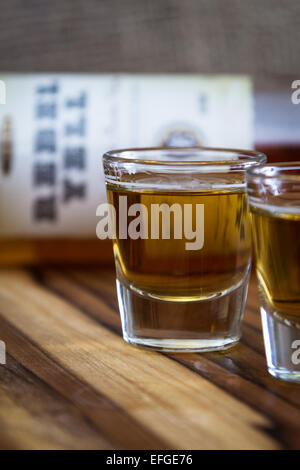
[0,74,253,237]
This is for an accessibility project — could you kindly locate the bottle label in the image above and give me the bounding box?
[0,74,253,237]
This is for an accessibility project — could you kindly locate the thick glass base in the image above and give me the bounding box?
[116,278,249,352]
[268,368,300,383]
[122,335,239,353]
[261,308,300,383]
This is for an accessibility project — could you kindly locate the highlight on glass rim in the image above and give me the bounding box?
[0,0,299,453]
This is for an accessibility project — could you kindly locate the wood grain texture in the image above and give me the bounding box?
[0,267,299,450]
[0,0,299,75]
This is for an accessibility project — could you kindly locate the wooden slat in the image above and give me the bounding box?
[39,268,300,449]
[0,354,112,450]
[0,269,284,450]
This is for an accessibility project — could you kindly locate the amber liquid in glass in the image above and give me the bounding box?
[107,183,252,339]
[251,207,300,326]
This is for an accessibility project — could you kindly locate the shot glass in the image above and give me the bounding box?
[102,147,266,352]
[247,163,300,382]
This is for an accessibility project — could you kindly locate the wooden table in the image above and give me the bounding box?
[0,268,299,450]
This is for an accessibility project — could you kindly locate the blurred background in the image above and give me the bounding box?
[0,0,298,75]
[0,0,299,155]
[0,0,300,264]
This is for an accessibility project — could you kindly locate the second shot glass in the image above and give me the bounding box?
[247,162,300,382]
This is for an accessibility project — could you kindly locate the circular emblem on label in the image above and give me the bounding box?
[157,124,205,147]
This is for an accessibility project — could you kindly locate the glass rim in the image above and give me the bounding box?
[103,146,266,169]
[247,161,300,181]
